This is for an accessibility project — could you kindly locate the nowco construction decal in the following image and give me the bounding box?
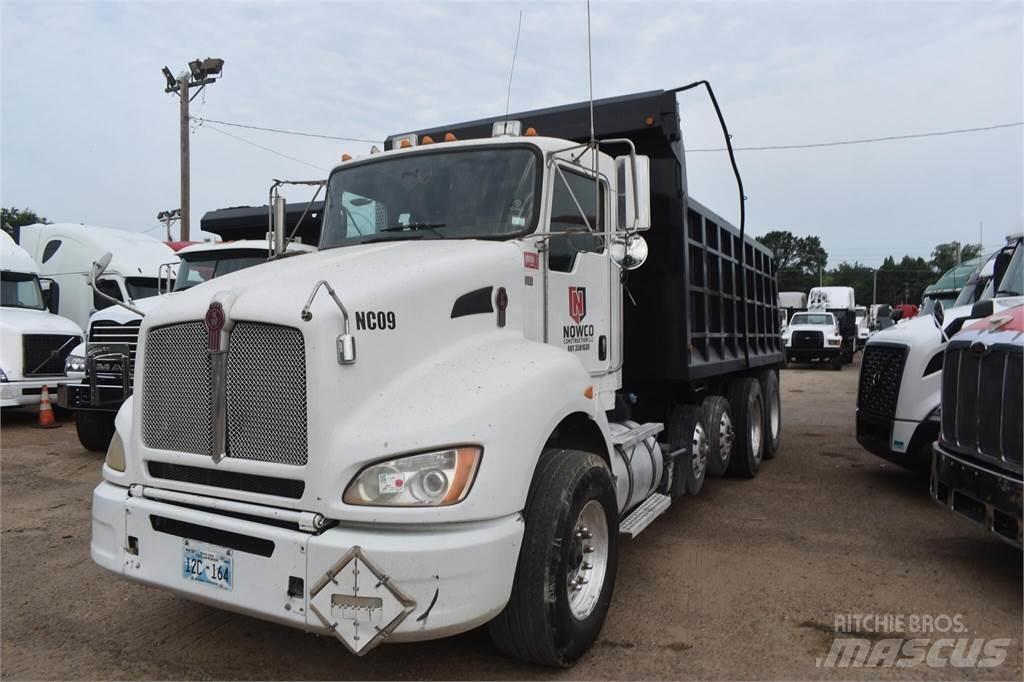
[564,287,594,352]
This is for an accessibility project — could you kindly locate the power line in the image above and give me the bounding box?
[690,121,1023,152]
[191,116,378,144]
[199,123,328,172]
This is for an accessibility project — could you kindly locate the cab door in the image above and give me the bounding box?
[544,164,612,376]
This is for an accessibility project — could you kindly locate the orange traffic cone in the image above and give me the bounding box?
[36,385,59,429]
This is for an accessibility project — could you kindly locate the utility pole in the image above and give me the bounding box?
[162,58,225,241]
[873,268,877,305]
[955,240,961,265]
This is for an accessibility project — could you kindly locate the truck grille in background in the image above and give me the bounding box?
[226,323,308,466]
[141,321,308,467]
[22,334,80,376]
[941,343,1023,472]
[142,323,212,456]
[857,344,908,419]
[88,319,141,386]
[792,330,823,348]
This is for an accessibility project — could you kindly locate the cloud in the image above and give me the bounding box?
[1,0,1020,265]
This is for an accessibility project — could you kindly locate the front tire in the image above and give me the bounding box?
[726,378,765,478]
[488,449,619,667]
[75,410,116,452]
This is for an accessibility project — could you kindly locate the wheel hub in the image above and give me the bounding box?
[691,422,708,479]
[718,412,734,463]
[567,499,609,620]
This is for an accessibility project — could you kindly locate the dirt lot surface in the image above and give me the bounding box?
[2,359,1021,681]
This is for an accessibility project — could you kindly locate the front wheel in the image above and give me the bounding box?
[75,410,116,452]
[488,449,619,667]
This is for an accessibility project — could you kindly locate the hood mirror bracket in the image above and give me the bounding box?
[301,280,356,365]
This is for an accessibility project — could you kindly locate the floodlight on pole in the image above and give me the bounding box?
[161,57,225,241]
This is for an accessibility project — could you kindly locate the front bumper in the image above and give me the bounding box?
[786,346,840,362]
[91,481,524,653]
[57,382,125,412]
[0,378,72,407]
[931,444,1022,548]
[856,411,937,470]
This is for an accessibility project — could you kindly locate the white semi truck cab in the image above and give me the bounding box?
[0,231,83,406]
[90,89,784,665]
[857,234,1023,468]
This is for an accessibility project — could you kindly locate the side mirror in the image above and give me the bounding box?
[272,195,287,255]
[91,252,113,282]
[992,249,1012,290]
[40,278,60,314]
[931,300,944,327]
[614,154,651,231]
[610,234,648,271]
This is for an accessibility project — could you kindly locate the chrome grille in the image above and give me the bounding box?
[88,319,141,386]
[226,323,308,466]
[940,342,1023,472]
[141,323,212,455]
[857,344,907,419]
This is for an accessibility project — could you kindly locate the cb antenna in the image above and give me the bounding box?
[586,0,595,144]
[504,10,524,122]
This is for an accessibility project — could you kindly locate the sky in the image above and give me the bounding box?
[1,0,1021,267]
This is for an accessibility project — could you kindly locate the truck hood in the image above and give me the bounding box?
[89,293,167,326]
[784,323,839,335]
[143,239,522,331]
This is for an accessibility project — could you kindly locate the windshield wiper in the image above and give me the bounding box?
[380,222,447,237]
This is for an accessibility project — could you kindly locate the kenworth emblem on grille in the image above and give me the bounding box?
[205,302,226,352]
[206,301,229,463]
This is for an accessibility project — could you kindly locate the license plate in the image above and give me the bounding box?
[182,539,233,591]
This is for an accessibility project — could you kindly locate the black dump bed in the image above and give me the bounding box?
[393,89,782,386]
[200,201,324,246]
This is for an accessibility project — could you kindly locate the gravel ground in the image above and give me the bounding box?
[2,358,1021,680]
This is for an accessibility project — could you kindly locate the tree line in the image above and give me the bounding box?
[756,230,983,306]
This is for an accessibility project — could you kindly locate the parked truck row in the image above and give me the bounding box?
[87,88,784,666]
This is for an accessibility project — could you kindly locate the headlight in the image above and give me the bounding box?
[106,432,126,472]
[343,446,482,507]
[826,338,842,346]
[65,355,87,373]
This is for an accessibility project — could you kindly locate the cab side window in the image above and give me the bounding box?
[548,169,604,273]
[93,279,123,310]
[42,240,62,263]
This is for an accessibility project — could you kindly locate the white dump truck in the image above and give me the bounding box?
[0,231,83,407]
[90,89,783,666]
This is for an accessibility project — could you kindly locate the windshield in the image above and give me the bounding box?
[790,313,833,326]
[996,242,1023,297]
[1,271,45,310]
[125,277,163,301]
[319,147,540,249]
[173,250,267,291]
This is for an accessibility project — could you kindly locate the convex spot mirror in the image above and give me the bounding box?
[610,234,648,271]
[91,252,113,281]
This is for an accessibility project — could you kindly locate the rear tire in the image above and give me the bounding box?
[75,410,116,452]
[831,354,843,371]
[726,378,765,478]
[488,449,619,667]
[760,369,782,459]
[667,405,708,496]
[701,396,734,477]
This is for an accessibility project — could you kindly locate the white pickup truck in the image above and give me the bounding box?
[782,311,845,370]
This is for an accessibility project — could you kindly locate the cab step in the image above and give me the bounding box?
[619,493,671,538]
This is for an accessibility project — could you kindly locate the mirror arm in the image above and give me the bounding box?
[598,137,640,233]
[90,268,144,317]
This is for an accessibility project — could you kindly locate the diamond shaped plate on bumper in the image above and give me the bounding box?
[308,547,416,655]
